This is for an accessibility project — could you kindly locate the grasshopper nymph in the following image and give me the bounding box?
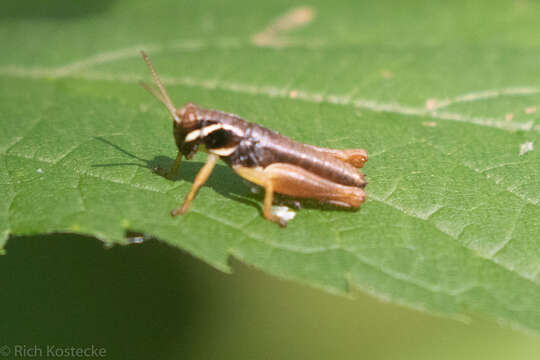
[140,51,368,227]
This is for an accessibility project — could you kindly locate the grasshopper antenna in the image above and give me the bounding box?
[140,51,181,123]
[139,81,167,104]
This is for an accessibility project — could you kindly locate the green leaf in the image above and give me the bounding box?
[2,0,540,333]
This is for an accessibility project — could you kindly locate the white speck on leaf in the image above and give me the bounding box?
[37,168,43,174]
[272,205,296,223]
[519,141,534,155]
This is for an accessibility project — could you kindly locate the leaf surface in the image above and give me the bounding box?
[2,0,540,333]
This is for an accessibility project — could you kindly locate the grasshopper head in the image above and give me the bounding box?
[173,103,203,159]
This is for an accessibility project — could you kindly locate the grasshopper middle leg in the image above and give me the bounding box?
[171,153,218,216]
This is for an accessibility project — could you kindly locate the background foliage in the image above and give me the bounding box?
[1,0,540,356]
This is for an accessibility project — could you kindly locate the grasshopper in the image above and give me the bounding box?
[141,51,367,227]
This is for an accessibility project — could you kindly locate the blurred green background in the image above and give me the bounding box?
[1,235,539,359]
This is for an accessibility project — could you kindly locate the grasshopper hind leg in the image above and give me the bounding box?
[263,163,366,208]
[234,163,366,227]
[306,145,368,168]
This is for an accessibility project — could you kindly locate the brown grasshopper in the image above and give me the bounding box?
[140,51,368,227]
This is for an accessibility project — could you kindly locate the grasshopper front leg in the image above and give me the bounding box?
[165,151,183,179]
[167,151,183,179]
[153,151,183,179]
